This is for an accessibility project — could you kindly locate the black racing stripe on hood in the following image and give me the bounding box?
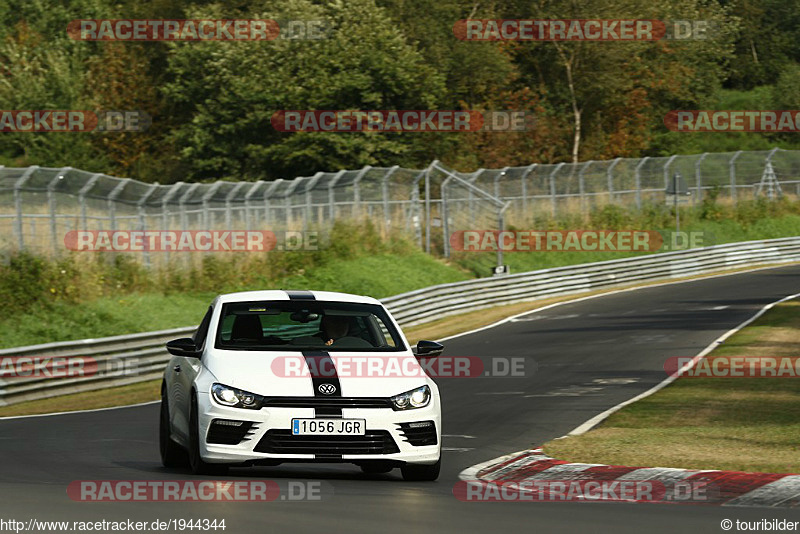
[285,290,316,300]
[301,350,342,417]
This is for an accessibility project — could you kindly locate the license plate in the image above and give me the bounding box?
[291,418,366,436]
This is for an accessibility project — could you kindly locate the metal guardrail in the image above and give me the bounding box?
[1,237,799,406]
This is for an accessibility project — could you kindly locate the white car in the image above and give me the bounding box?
[160,290,443,481]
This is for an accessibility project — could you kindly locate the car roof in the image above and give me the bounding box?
[215,290,381,306]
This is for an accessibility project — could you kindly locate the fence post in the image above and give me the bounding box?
[381,166,399,235]
[520,164,536,221]
[468,169,485,222]
[578,161,593,215]
[549,163,564,217]
[440,174,452,258]
[281,178,305,228]
[607,157,621,204]
[326,171,345,221]
[224,182,247,229]
[303,173,324,230]
[409,169,426,248]
[178,183,201,231]
[14,166,38,250]
[107,178,130,232]
[425,161,436,254]
[160,182,184,264]
[201,182,224,230]
[694,152,708,204]
[262,179,283,226]
[634,157,648,210]
[48,168,71,257]
[494,167,509,199]
[137,184,159,267]
[244,181,264,230]
[352,166,372,219]
[729,151,742,206]
[663,155,677,191]
[79,173,103,232]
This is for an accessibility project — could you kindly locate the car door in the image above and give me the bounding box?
[171,305,213,442]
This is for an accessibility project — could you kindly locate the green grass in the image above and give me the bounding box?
[543,300,800,473]
[0,250,468,349]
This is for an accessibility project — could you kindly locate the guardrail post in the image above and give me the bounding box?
[634,157,648,210]
[694,152,708,204]
[729,151,742,205]
[607,158,621,204]
[14,166,38,250]
[578,161,592,215]
[549,163,565,217]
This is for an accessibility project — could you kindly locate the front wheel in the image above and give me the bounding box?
[401,459,440,481]
[188,396,228,476]
[160,391,188,468]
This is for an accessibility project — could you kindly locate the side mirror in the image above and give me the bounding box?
[166,338,201,358]
[414,340,444,358]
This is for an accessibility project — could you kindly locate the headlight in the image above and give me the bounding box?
[211,383,262,409]
[391,385,431,410]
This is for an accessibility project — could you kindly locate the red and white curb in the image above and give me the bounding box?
[458,448,800,507]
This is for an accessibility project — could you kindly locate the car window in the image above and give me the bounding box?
[215,301,405,352]
[193,306,213,350]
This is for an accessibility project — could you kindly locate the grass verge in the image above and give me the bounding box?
[543,299,800,473]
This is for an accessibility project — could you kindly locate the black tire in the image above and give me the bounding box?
[360,463,394,475]
[160,391,188,468]
[188,396,229,476]
[401,458,441,481]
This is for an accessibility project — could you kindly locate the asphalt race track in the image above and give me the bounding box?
[2,265,799,533]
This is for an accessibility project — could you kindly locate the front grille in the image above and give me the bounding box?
[206,419,256,445]
[254,429,400,455]
[397,421,437,446]
[260,397,393,410]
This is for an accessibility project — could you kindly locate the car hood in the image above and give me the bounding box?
[204,349,428,398]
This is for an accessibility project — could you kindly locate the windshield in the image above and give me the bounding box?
[214,301,406,352]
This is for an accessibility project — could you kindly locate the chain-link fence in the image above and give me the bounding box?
[1,147,798,263]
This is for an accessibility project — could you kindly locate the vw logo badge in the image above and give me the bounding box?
[318,383,336,395]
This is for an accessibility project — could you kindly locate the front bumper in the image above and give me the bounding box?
[197,393,441,465]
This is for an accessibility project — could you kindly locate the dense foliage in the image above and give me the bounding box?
[0,0,795,182]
